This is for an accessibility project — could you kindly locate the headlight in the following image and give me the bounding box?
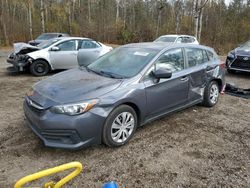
[50,99,98,116]
[227,52,235,59]
[28,58,33,63]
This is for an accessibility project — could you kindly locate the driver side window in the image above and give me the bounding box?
[144,48,184,80]
[56,40,77,51]
[155,48,184,72]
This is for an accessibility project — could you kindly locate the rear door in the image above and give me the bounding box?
[49,39,79,69]
[77,40,102,67]
[143,48,189,119]
[184,47,209,101]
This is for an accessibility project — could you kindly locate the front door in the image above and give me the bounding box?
[49,39,79,69]
[143,48,189,119]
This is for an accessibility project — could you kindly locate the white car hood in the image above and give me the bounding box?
[13,42,40,54]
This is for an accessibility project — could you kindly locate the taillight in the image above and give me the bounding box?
[220,60,225,69]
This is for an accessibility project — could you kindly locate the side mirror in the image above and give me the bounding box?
[50,46,60,51]
[152,68,172,79]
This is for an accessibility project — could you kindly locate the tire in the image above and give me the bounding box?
[227,69,236,74]
[102,105,138,147]
[30,60,50,76]
[202,81,220,107]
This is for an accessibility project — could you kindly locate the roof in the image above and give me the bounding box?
[54,37,92,41]
[42,32,69,35]
[158,34,197,38]
[122,42,214,52]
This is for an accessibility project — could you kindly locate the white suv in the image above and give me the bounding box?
[154,35,199,44]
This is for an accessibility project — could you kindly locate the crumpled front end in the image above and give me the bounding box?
[6,42,40,72]
[7,53,32,72]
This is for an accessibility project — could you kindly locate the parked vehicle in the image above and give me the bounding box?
[23,42,225,149]
[28,32,69,46]
[226,40,250,73]
[7,37,113,76]
[154,35,199,44]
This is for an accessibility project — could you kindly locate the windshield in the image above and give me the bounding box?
[37,39,61,49]
[241,40,250,50]
[36,33,58,40]
[87,47,159,78]
[154,36,177,43]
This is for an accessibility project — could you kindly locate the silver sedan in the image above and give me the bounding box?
[7,37,113,76]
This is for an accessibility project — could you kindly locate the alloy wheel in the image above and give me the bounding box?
[209,84,219,104]
[111,112,135,143]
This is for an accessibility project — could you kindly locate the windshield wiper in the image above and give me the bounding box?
[85,67,102,76]
[85,67,126,79]
[100,71,126,79]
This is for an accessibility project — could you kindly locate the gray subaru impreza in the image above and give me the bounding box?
[23,42,225,149]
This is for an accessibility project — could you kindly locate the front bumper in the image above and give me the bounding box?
[226,56,250,72]
[6,55,30,72]
[23,99,106,149]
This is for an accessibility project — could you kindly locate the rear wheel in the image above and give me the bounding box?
[102,105,137,147]
[30,60,50,76]
[202,81,219,107]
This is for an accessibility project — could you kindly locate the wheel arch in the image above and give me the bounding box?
[122,102,142,126]
[32,58,53,70]
[210,78,223,92]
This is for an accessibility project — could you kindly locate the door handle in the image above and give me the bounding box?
[180,76,188,81]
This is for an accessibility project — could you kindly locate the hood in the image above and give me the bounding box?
[30,68,122,108]
[13,42,40,55]
[235,47,250,56]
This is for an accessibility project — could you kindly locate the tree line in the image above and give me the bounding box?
[0,0,250,54]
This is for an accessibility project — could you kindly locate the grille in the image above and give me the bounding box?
[231,56,250,69]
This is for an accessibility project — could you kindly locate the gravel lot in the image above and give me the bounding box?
[0,50,249,187]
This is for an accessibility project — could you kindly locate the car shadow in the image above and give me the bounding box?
[226,71,250,79]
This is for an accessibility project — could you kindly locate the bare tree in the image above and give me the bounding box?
[116,0,121,24]
[0,0,9,45]
[28,0,33,40]
[88,0,91,23]
[40,0,45,33]
[174,0,183,34]
[194,0,209,42]
[156,1,164,38]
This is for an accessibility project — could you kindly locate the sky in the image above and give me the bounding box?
[225,0,232,6]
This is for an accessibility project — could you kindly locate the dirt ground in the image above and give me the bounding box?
[0,51,249,188]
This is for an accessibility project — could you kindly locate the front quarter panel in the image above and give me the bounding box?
[27,49,52,68]
[96,77,147,125]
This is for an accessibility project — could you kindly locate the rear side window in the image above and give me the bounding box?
[80,40,100,49]
[207,50,214,61]
[203,50,209,62]
[182,37,192,43]
[186,48,207,67]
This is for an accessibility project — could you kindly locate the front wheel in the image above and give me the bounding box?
[202,81,220,107]
[102,105,138,147]
[30,60,50,76]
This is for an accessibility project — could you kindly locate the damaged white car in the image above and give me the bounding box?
[7,37,113,76]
